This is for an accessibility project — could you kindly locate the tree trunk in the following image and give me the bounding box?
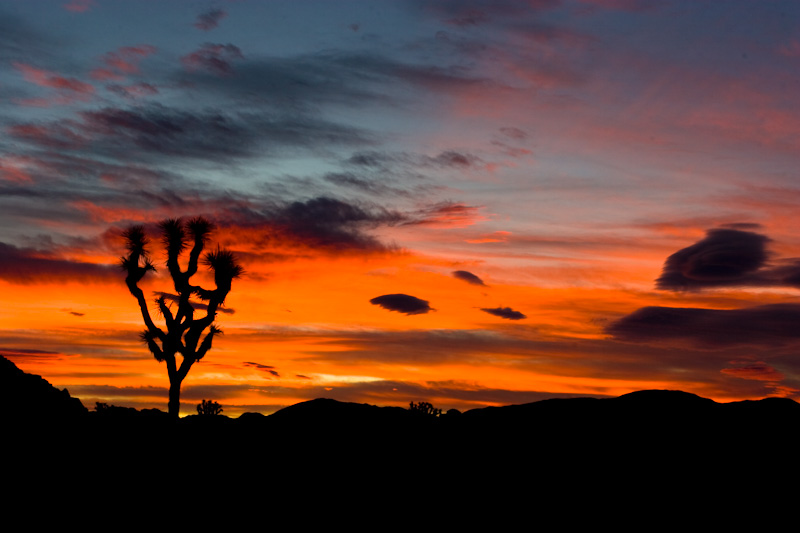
[168,378,182,419]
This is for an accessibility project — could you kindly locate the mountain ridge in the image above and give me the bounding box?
[4,354,800,488]
[4,354,800,425]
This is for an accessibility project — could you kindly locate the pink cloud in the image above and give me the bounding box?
[181,43,244,76]
[12,63,95,106]
[8,123,87,149]
[465,231,512,244]
[13,63,94,94]
[63,0,94,12]
[409,202,488,228]
[89,68,123,81]
[0,156,34,183]
[91,45,158,80]
[70,200,150,224]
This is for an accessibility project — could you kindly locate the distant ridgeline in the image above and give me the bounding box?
[3,354,800,461]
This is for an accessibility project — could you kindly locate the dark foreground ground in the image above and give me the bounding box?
[3,354,799,516]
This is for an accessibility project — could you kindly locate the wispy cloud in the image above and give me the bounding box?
[63,0,94,13]
[13,62,95,106]
[194,9,227,31]
[91,45,157,81]
[181,43,244,76]
[0,241,117,284]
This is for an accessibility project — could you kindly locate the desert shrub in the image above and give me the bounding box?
[197,399,223,416]
[409,401,441,417]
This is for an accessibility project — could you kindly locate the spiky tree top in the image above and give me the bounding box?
[121,217,242,402]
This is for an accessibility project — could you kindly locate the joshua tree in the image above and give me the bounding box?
[121,217,242,419]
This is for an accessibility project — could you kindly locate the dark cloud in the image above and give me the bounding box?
[656,227,800,290]
[606,304,800,348]
[499,127,528,140]
[577,0,661,13]
[227,196,405,252]
[181,43,243,76]
[346,151,389,168]
[243,361,280,378]
[721,222,764,231]
[0,241,117,284]
[194,9,227,31]
[322,172,413,197]
[431,150,481,168]
[444,9,491,27]
[106,82,159,99]
[10,104,372,163]
[453,270,486,286]
[480,307,526,320]
[329,52,494,94]
[767,259,800,287]
[656,228,769,290]
[370,294,433,315]
[0,153,242,232]
[1,348,63,363]
[180,54,387,111]
[181,50,493,112]
[345,150,483,171]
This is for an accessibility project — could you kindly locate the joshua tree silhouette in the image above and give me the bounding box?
[121,217,242,419]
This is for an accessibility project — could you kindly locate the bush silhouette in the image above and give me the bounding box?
[197,399,223,416]
[121,217,242,419]
[409,401,442,417]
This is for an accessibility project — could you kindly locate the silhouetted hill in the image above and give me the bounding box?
[4,354,800,472]
[267,397,411,427]
[0,354,87,422]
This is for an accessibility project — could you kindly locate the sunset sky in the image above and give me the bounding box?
[2,0,800,416]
